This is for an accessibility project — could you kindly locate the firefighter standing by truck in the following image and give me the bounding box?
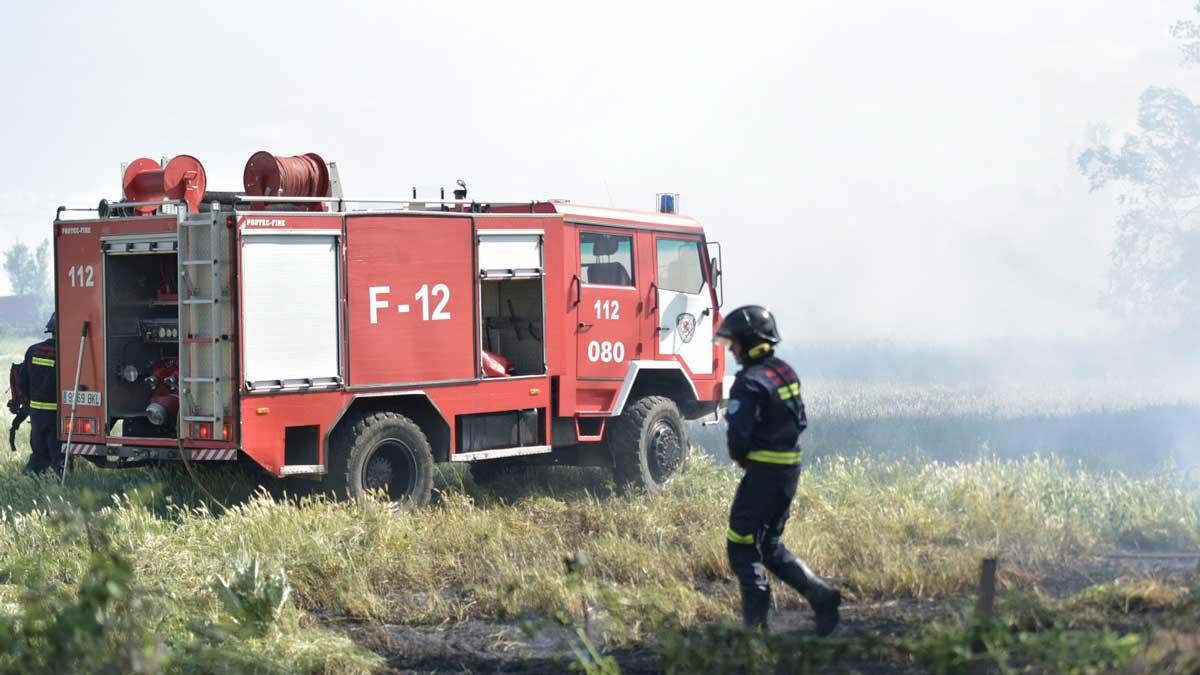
[715,305,841,635]
[17,313,63,476]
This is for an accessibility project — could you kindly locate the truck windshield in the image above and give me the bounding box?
[657,238,704,294]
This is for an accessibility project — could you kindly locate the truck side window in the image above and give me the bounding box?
[580,232,634,286]
[657,238,704,294]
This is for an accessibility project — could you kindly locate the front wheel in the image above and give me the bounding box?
[607,396,689,493]
[328,412,434,506]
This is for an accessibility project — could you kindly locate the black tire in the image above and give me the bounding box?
[607,396,689,493]
[327,412,434,506]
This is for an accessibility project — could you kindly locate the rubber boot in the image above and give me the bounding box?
[740,586,771,631]
[775,560,842,637]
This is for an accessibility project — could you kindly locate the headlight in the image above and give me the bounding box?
[119,364,139,383]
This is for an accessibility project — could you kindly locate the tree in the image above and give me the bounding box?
[2,239,53,318]
[1171,4,1200,65]
[1078,14,1200,341]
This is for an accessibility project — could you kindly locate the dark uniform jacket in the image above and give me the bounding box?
[725,354,807,466]
[18,338,57,417]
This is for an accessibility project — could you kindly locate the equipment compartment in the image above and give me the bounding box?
[458,409,543,452]
[481,277,546,377]
[103,249,180,439]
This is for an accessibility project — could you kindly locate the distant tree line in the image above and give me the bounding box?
[2,239,53,332]
[1079,7,1200,343]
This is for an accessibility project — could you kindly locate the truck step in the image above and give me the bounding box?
[182,376,219,383]
[181,259,218,266]
[279,465,326,477]
[450,445,552,462]
[183,415,216,422]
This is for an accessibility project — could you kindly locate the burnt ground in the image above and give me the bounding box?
[322,553,1199,674]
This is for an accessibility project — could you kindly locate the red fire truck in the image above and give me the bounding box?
[52,152,728,503]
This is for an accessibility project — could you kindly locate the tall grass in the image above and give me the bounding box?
[2,335,1198,670]
[0,451,1195,673]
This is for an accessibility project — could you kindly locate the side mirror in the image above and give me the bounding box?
[706,242,724,309]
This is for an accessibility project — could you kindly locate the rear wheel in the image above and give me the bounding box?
[328,412,434,506]
[607,396,689,493]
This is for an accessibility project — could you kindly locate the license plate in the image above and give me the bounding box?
[63,390,102,407]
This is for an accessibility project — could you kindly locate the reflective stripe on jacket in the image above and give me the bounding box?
[19,339,57,416]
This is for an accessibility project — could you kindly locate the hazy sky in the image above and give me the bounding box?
[1,1,1194,343]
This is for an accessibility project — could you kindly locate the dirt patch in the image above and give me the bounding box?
[1025,553,1199,596]
[325,555,1195,674]
[330,619,656,674]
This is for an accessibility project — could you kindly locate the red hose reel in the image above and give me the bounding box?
[243,151,330,211]
[122,155,208,214]
[119,151,331,214]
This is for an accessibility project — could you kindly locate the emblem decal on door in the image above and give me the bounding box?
[676,312,697,343]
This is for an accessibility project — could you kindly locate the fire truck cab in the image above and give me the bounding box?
[53,152,727,503]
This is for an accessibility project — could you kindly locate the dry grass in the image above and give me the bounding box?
[0,450,1193,673]
[2,339,1198,671]
[1068,578,1192,615]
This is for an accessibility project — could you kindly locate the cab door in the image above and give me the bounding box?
[574,228,640,379]
[652,235,715,375]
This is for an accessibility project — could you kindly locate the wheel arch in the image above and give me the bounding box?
[613,361,701,418]
[327,392,452,464]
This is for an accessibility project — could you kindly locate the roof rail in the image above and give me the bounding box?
[234,195,542,207]
[56,199,190,221]
[55,196,558,219]
[236,196,337,204]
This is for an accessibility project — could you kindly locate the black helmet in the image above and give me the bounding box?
[715,305,781,351]
[44,312,56,335]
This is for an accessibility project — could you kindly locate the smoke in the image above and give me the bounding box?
[698,336,1200,474]
[0,0,1193,474]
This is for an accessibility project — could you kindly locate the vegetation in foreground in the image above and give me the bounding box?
[0,420,1195,673]
[2,332,1199,672]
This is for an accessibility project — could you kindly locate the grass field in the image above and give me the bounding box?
[0,448,1195,673]
[1,336,1198,672]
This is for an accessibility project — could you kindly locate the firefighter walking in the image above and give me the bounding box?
[715,305,841,635]
[18,313,63,476]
